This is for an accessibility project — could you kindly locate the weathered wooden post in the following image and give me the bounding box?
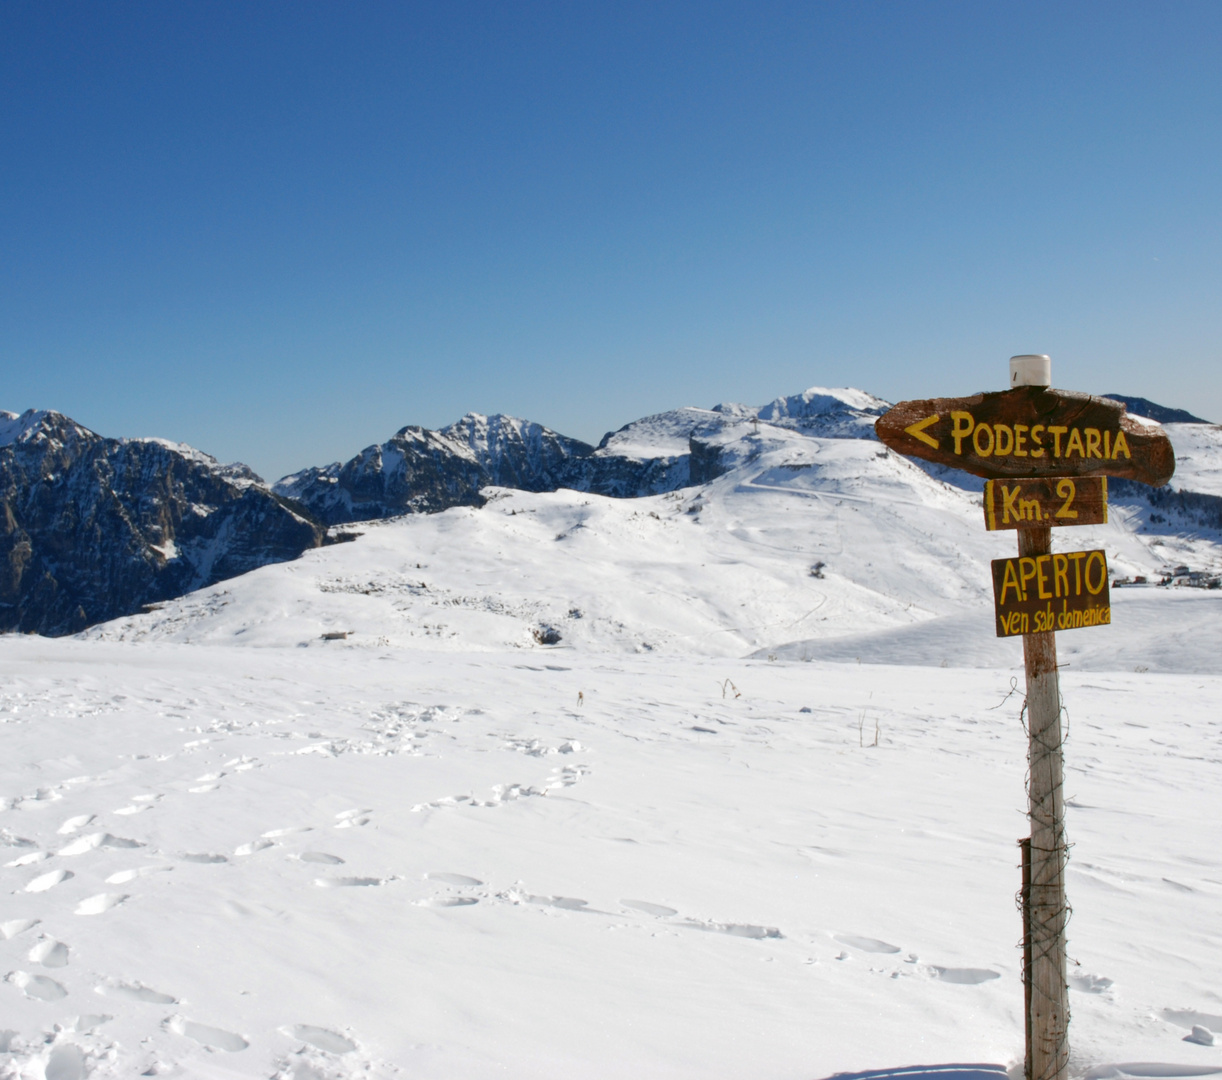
[874,356,1176,1080]
[1010,355,1068,1080]
[1019,837,1033,1080]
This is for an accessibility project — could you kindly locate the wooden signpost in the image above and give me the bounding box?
[876,355,1176,1080]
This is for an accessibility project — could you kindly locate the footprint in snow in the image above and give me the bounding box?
[929,966,1001,984]
[5,850,50,867]
[621,900,678,917]
[7,971,68,1001]
[282,1025,357,1054]
[59,832,143,856]
[687,919,782,940]
[334,809,372,828]
[834,933,902,954]
[426,872,482,886]
[28,937,70,968]
[415,897,479,908]
[234,839,277,856]
[25,868,73,893]
[314,876,388,888]
[74,893,128,915]
[181,852,228,864]
[0,918,40,940]
[263,826,313,838]
[57,815,95,835]
[73,1014,112,1033]
[1070,973,1114,993]
[99,981,177,1004]
[296,852,345,865]
[105,865,173,885]
[166,1015,249,1052]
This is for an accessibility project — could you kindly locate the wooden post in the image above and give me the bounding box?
[1019,524,1069,1080]
[1020,836,1032,1080]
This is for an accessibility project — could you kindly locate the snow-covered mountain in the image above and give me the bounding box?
[4,388,1219,638]
[273,387,891,525]
[89,392,1222,670]
[0,409,324,635]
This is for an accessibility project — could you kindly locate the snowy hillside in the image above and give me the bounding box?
[88,402,1222,668]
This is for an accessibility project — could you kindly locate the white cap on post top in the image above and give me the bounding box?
[1010,354,1051,388]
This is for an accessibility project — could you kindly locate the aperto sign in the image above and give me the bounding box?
[990,549,1111,637]
[875,385,1175,486]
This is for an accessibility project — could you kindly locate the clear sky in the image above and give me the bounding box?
[3,1,1220,481]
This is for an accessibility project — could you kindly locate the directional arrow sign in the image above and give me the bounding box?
[875,386,1175,486]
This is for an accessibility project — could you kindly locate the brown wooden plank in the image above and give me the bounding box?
[983,476,1107,531]
[875,386,1175,486]
[991,548,1111,637]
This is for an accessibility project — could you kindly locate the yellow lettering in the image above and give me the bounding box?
[1019,497,1040,521]
[1085,551,1107,595]
[1000,560,1024,604]
[904,414,941,449]
[993,424,1014,456]
[950,412,974,455]
[1103,430,1112,458]
[1047,426,1067,457]
[1014,424,1029,456]
[1036,554,1052,599]
[1053,554,1069,598]
[1030,425,1045,457]
[1018,557,1038,601]
[1111,430,1131,459]
[1055,478,1078,519]
[1068,551,1086,594]
[1085,428,1103,458]
[1065,427,1085,458]
[973,423,994,457]
[1001,485,1021,523]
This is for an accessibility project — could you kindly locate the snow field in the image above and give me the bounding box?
[2,639,1221,1078]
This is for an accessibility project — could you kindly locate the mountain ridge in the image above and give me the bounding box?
[2,388,1218,637]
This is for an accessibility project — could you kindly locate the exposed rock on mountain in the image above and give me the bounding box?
[0,410,324,636]
[1104,395,1211,425]
[274,387,890,526]
[274,415,599,523]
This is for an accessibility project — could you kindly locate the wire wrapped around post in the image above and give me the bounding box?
[1018,524,1070,1080]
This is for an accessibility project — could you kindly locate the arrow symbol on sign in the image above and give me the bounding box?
[904,413,940,449]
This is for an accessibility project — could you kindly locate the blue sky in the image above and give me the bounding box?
[3,1,1219,480]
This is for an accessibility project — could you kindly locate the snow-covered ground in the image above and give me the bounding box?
[3,397,1221,1079]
